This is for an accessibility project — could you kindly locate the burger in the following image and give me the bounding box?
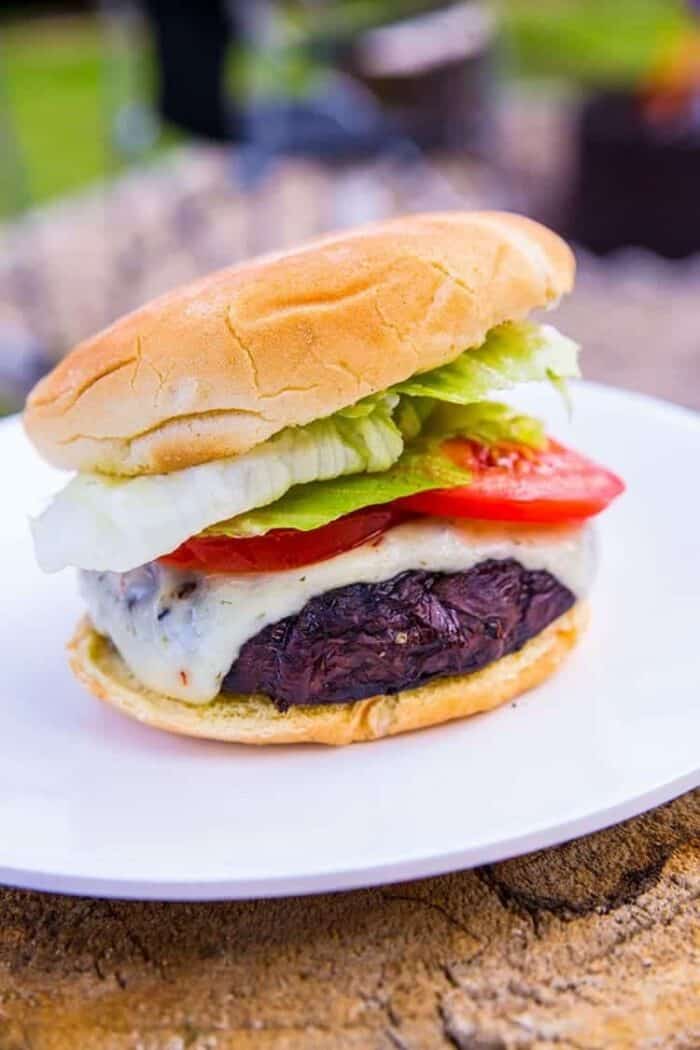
[24,212,624,746]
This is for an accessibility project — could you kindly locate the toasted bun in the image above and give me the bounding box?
[68,603,587,746]
[25,212,574,476]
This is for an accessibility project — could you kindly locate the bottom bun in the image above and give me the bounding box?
[68,602,588,746]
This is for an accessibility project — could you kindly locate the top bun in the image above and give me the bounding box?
[24,211,575,476]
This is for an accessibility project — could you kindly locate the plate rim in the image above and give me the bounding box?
[0,771,696,900]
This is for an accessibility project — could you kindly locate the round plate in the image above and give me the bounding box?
[1,382,698,900]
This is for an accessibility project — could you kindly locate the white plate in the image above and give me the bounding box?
[1,382,698,900]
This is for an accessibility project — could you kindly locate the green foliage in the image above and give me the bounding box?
[502,0,691,84]
[0,15,174,217]
[1,18,104,213]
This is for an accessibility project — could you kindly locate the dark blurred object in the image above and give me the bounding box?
[567,90,700,258]
[240,77,396,185]
[141,0,241,141]
[345,1,496,155]
[567,18,700,259]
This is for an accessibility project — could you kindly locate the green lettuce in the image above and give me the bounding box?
[205,443,470,537]
[204,401,544,538]
[392,322,580,404]
[394,396,436,440]
[424,401,546,449]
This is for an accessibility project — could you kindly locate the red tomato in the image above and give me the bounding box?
[161,505,409,574]
[399,438,625,523]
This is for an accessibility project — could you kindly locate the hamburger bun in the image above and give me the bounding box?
[68,603,587,747]
[25,211,575,476]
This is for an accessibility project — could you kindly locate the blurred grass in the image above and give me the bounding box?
[2,17,105,215]
[503,0,690,84]
[0,2,693,215]
[0,14,173,218]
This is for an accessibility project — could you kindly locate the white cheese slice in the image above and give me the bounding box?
[80,519,595,705]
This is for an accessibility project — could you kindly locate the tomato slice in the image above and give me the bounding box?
[399,438,625,524]
[161,505,409,574]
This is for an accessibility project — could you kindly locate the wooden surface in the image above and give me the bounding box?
[1,125,699,1047]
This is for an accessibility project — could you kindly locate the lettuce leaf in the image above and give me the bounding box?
[203,442,471,537]
[392,322,580,404]
[205,401,544,538]
[32,394,404,573]
[394,396,436,440]
[424,401,546,449]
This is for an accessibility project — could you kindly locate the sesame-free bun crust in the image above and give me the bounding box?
[68,603,587,746]
[25,212,575,475]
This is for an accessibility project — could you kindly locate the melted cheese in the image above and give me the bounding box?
[80,520,595,705]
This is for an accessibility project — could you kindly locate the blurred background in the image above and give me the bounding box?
[1,0,699,412]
